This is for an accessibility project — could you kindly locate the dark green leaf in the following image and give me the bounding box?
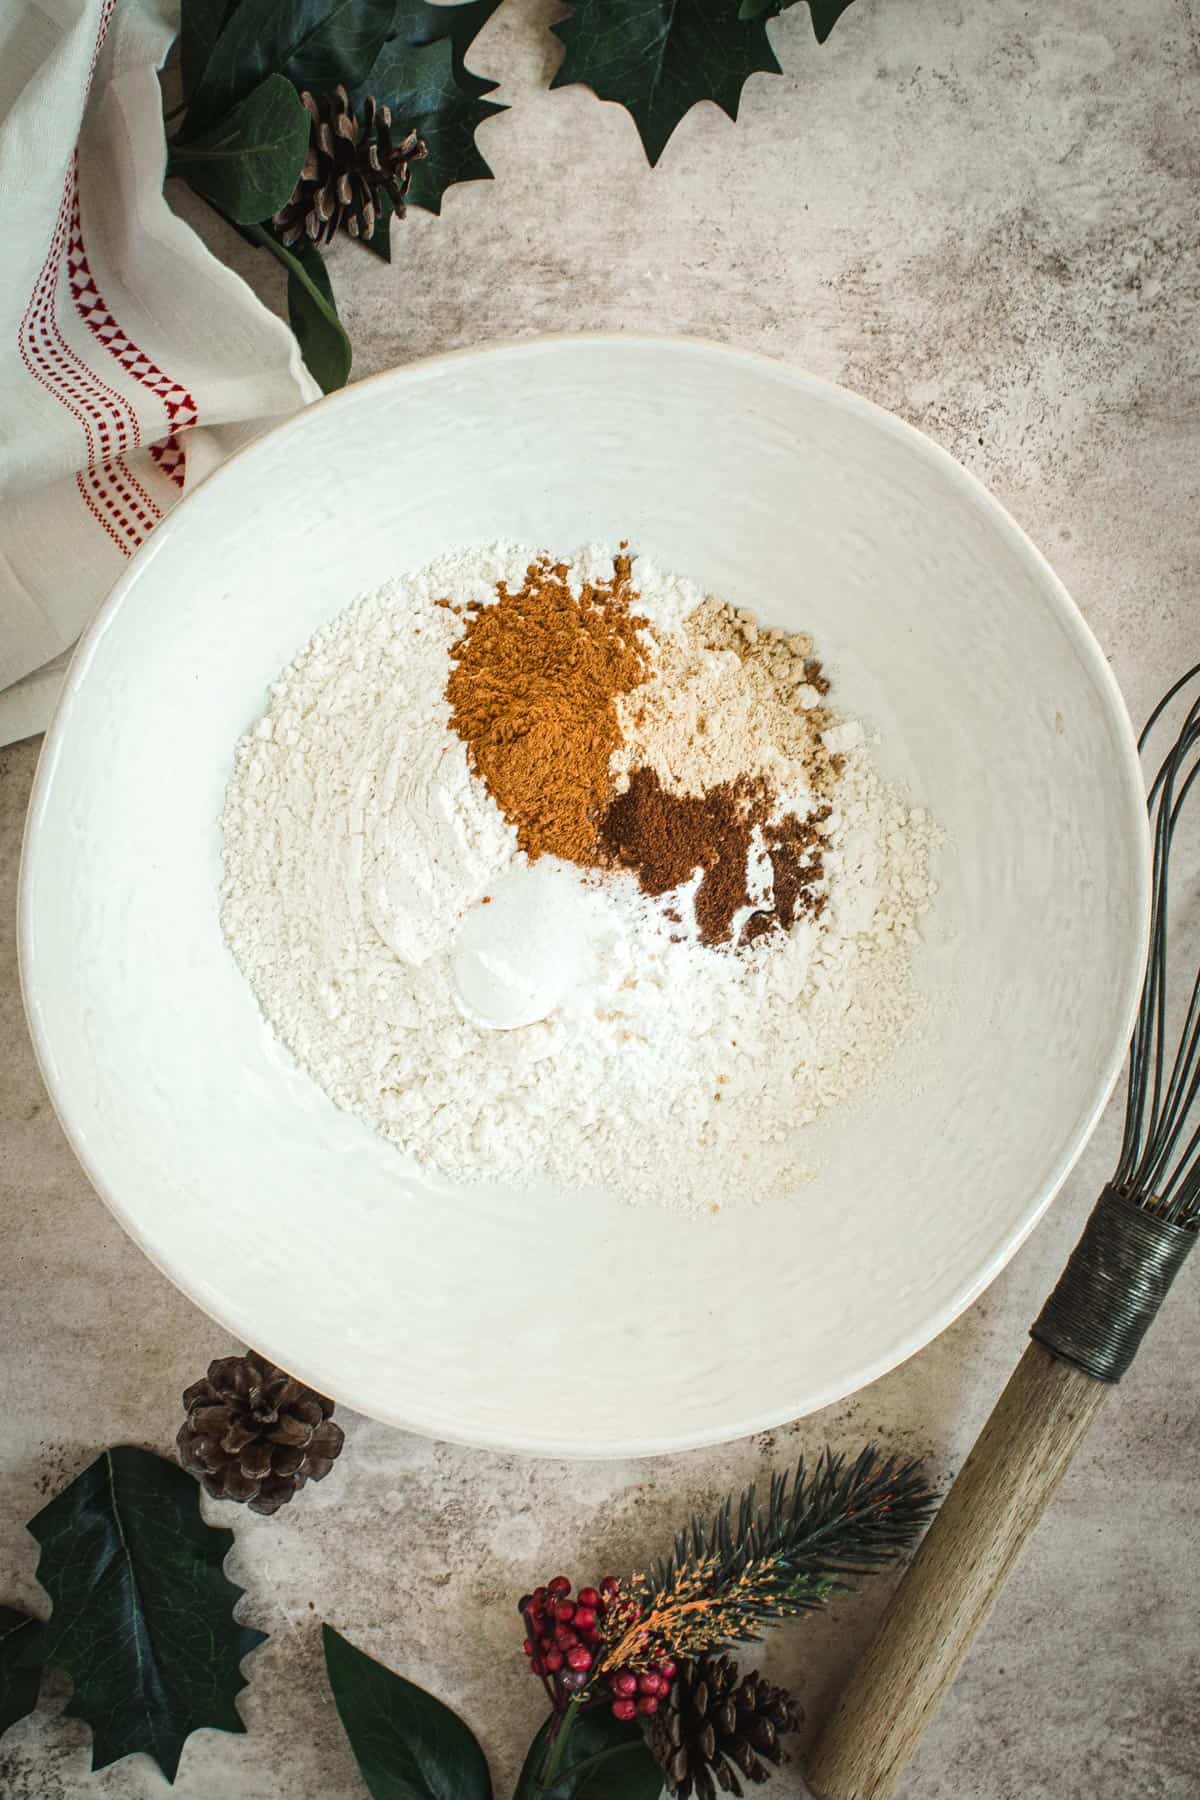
[353,37,505,215]
[323,1624,492,1800]
[283,0,398,93]
[24,1447,266,1782]
[738,0,857,43]
[809,0,858,40]
[179,0,241,96]
[238,223,352,391]
[182,0,396,137]
[361,188,395,260]
[389,0,506,94]
[0,1609,43,1744]
[514,1707,662,1800]
[552,0,781,166]
[168,73,311,224]
[288,243,354,392]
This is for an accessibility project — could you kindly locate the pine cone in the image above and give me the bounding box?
[177,1351,345,1515]
[273,85,425,248]
[647,1653,803,1800]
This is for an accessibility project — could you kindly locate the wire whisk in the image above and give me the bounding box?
[1115,661,1200,1226]
[805,660,1200,1800]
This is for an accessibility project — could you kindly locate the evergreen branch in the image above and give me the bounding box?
[656,1445,937,1588]
[600,1446,936,1669]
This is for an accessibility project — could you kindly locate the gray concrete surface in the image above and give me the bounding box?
[3,1,1199,1795]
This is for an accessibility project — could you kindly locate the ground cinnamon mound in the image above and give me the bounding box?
[445,554,648,864]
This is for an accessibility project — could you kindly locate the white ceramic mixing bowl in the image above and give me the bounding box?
[20,336,1148,1456]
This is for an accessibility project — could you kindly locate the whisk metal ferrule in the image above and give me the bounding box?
[1031,1183,1196,1383]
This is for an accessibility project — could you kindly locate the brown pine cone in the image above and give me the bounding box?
[647,1652,803,1799]
[177,1351,344,1515]
[272,85,425,247]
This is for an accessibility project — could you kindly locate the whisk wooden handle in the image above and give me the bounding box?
[804,1341,1109,1800]
[807,664,1200,1798]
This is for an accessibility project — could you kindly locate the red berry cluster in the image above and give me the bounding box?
[519,1576,676,1719]
[520,1575,612,1696]
[605,1658,676,1722]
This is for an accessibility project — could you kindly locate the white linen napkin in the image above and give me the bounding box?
[0,0,319,746]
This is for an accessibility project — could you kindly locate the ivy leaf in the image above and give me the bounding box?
[513,1707,662,1800]
[285,241,353,392]
[360,188,395,260]
[182,0,397,137]
[323,1624,492,1800]
[179,0,241,96]
[737,0,858,43]
[551,0,781,166]
[168,73,312,224]
[23,1447,266,1783]
[0,1609,43,1744]
[388,0,507,95]
[353,37,505,216]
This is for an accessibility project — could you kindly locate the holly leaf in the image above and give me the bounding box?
[513,1707,662,1800]
[0,1609,43,1744]
[179,0,241,97]
[551,0,781,166]
[168,73,312,224]
[323,1624,492,1800]
[23,1447,266,1782]
[182,0,397,137]
[738,0,857,43]
[353,36,505,216]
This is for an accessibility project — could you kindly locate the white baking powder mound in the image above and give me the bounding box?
[221,545,942,1212]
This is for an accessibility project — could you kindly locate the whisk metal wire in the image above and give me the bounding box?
[804,660,1200,1800]
[1030,662,1200,1381]
[1115,660,1200,1224]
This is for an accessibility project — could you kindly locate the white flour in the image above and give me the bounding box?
[221,546,941,1211]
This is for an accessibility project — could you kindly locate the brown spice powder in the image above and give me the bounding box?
[600,768,828,947]
[742,807,830,945]
[446,547,836,950]
[445,555,648,864]
[772,812,828,924]
[600,768,766,945]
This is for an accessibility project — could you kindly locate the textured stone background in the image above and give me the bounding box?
[2,2,1199,1796]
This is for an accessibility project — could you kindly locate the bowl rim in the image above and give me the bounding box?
[18,331,1152,1457]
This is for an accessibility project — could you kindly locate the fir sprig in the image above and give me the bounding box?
[600,1446,937,1670]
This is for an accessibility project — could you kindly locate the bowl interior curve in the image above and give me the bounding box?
[20,337,1148,1456]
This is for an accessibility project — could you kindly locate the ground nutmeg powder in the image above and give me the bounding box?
[600,766,827,946]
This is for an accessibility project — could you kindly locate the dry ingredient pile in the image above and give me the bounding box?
[221,545,941,1211]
